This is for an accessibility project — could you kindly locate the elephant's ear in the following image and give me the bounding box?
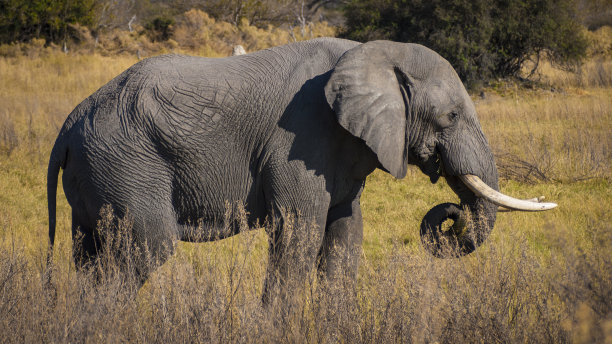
[325,41,411,179]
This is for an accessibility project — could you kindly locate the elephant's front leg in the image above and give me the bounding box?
[262,207,327,305]
[317,197,363,283]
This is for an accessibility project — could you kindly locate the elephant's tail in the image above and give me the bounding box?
[46,138,67,283]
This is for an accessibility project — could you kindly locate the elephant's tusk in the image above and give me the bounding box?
[497,196,546,212]
[459,175,558,211]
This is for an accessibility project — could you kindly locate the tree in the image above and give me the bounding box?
[0,0,96,44]
[92,0,140,32]
[342,0,589,87]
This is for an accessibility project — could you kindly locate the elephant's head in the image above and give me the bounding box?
[325,41,556,258]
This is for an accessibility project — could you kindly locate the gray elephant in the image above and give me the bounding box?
[47,38,555,299]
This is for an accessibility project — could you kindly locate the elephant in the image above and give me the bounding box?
[47,38,556,300]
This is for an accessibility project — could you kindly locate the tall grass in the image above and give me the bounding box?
[0,43,610,342]
[476,88,611,183]
[1,208,609,342]
[533,59,612,88]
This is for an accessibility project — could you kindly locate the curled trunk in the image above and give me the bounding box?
[420,145,499,258]
[420,198,498,258]
[420,173,557,258]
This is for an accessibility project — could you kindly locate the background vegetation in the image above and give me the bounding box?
[342,0,594,88]
[1,0,609,86]
[0,0,610,342]
[0,0,342,46]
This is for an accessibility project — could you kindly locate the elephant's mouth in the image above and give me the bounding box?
[416,152,443,184]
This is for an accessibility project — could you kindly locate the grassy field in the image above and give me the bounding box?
[0,49,610,342]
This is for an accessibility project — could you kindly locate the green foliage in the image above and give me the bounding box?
[0,0,96,44]
[144,16,175,42]
[342,0,590,88]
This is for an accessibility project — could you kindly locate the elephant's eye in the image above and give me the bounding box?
[434,112,459,129]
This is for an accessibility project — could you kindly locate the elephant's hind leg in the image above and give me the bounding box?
[71,204,178,289]
[71,211,102,272]
[115,206,179,285]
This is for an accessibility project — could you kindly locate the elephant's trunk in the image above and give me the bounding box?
[420,173,499,258]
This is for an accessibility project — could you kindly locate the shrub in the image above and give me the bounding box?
[0,0,96,44]
[145,16,175,42]
[342,0,590,88]
[0,8,337,58]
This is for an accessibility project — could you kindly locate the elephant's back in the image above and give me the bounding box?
[61,37,360,136]
[55,37,362,230]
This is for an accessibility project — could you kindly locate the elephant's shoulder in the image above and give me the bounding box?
[308,37,361,52]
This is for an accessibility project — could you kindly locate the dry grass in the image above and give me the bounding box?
[1,207,610,343]
[531,58,612,89]
[475,88,611,184]
[0,39,611,342]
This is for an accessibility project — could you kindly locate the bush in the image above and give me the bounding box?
[145,16,175,42]
[342,0,590,88]
[0,0,96,44]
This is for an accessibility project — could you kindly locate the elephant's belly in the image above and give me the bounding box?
[171,167,266,242]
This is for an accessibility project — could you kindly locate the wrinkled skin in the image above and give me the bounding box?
[48,38,498,300]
